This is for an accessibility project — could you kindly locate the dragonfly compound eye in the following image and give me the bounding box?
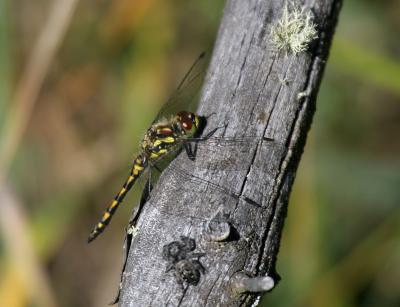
[177,111,193,131]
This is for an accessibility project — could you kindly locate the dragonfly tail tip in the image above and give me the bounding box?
[87,232,97,244]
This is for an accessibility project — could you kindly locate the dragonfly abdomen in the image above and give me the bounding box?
[88,154,148,242]
[88,112,199,242]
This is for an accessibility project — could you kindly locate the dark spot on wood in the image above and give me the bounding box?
[257,111,267,124]
[162,236,206,287]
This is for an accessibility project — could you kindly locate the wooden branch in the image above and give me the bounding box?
[119,0,342,306]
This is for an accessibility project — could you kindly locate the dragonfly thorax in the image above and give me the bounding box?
[140,111,201,161]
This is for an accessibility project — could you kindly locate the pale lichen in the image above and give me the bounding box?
[297,90,310,100]
[127,225,139,237]
[271,2,318,54]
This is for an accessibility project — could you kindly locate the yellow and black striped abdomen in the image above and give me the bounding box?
[88,154,148,242]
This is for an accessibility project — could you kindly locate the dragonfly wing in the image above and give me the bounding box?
[153,52,209,124]
[183,135,276,171]
[168,163,261,207]
[111,178,152,305]
[129,176,153,225]
[188,135,273,146]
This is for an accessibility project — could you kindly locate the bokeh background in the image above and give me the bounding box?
[0,0,399,306]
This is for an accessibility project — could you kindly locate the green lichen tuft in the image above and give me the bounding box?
[271,2,318,54]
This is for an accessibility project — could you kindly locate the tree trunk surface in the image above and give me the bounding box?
[119,0,342,306]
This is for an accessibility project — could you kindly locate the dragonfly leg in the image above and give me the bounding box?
[184,143,196,161]
[204,112,216,119]
[146,168,154,197]
[188,122,228,143]
[200,128,219,140]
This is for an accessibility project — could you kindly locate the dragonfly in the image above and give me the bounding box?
[88,53,217,242]
[88,52,274,243]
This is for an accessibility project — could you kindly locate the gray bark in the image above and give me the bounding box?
[119,0,342,306]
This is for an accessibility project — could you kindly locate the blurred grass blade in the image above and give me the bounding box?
[299,212,400,307]
[0,184,58,307]
[0,1,80,306]
[0,0,11,126]
[0,0,80,181]
[331,38,400,96]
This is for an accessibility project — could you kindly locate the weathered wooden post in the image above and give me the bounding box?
[119,0,342,306]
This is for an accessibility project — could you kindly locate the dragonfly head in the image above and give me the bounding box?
[176,111,202,137]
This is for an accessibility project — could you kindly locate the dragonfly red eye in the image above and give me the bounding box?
[177,111,193,130]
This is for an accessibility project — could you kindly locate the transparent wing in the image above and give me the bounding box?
[111,178,152,305]
[184,136,275,171]
[187,135,273,146]
[153,52,209,123]
[168,163,261,207]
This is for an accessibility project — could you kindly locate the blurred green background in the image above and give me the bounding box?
[0,0,399,306]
